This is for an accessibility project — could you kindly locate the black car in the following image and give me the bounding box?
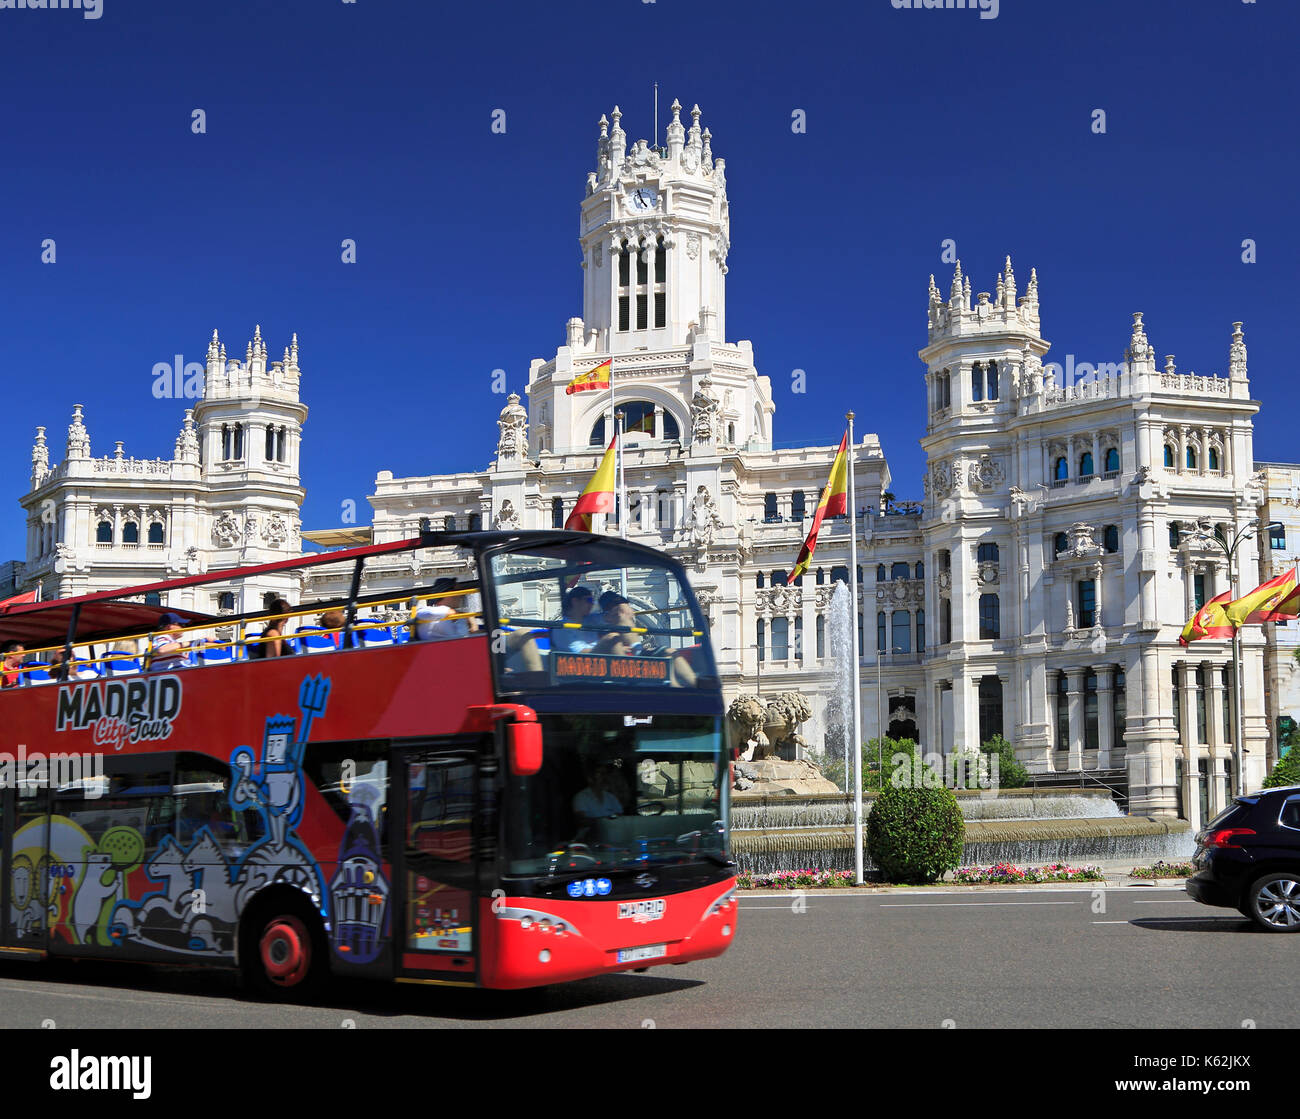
[1186,785,1300,931]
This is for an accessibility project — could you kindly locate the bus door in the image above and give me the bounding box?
[395,746,479,984]
[1,782,52,952]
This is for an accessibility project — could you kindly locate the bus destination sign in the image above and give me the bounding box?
[552,653,669,685]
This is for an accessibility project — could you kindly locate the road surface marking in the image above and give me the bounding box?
[879,901,1077,908]
[1132,899,1197,904]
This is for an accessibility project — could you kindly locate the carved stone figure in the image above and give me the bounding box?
[496,393,529,462]
[262,514,289,547]
[682,485,722,559]
[31,427,49,487]
[493,499,521,531]
[690,378,721,443]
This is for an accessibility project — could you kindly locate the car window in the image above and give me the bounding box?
[1204,801,1251,830]
[1280,796,1300,831]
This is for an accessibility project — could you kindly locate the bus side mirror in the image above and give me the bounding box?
[509,721,543,777]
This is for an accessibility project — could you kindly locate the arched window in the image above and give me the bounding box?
[1054,457,1068,482]
[770,570,788,587]
[1104,447,1120,473]
[831,565,848,585]
[1169,521,1181,549]
[1079,452,1094,477]
[915,562,924,579]
[1186,445,1198,470]
[941,370,951,409]
[266,424,276,462]
[617,239,631,332]
[756,572,765,589]
[96,520,113,543]
[1103,524,1119,553]
[218,591,235,611]
[816,568,825,585]
[551,498,563,529]
[122,521,139,545]
[978,594,1000,640]
[916,608,925,650]
[1164,445,1175,468]
[1208,446,1220,471]
[727,423,735,443]
[589,403,678,446]
[147,522,164,545]
[971,363,984,403]
[890,562,909,581]
[791,492,807,521]
[985,360,999,401]
[1054,532,1068,557]
[876,564,887,582]
[977,543,999,564]
[764,493,779,522]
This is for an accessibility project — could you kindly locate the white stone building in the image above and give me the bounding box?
[19,326,307,615]
[14,102,1299,827]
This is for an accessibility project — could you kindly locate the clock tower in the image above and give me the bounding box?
[580,100,730,353]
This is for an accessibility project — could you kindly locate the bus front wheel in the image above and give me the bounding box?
[241,897,326,998]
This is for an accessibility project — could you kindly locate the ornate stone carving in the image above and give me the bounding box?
[66,405,90,459]
[262,514,289,547]
[31,427,49,487]
[969,453,1003,493]
[1066,522,1101,558]
[978,562,1000,586]
[212,511,240,547]
[930,461,952,499]
[768,583,801,615]
[593,243,603,268]
[1229,322,1248,380]
[690,377,721,443]
[496,393,529,462]
[936,570,952,592]
[174,410,200,463]
[681,485,722,560]
[686,231,701,260]
[493,499,521,531]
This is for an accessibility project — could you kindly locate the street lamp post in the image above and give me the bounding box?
[1181,517,1282,795]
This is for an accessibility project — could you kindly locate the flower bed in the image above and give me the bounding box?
[950,862,1105,884]
[736,869,855,890]
[1128,860,1194,879]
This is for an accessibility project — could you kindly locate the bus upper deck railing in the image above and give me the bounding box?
[0,586,484,687]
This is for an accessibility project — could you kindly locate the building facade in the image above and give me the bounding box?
[14,103,1296,827]
[20,326,308,614]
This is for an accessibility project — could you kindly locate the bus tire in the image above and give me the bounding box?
[240,893,327,998]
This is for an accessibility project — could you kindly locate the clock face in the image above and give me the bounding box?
[628,187,658,212]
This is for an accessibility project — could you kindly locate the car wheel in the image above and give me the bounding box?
[1246,873,1300,932]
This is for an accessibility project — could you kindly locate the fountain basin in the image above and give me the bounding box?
[732,815,1193,874]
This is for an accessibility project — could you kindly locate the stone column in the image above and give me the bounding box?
[952,672,976,754]
[1047,669,1062,755]
[1066,667,1086,771]
[1179,661,1201,831]
[1205,658,1225,750]
[653,405,663,442]
[1096,665,1115,769]
[1093,560,1104,627]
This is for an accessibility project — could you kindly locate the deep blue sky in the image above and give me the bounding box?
[1,0,1296,558]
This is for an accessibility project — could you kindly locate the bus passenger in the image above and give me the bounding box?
[150,614,192,671]
[572,763,623,821]
[1,642,26,688]
[318,609,358,650]
[249,598,297,659]
[594,593,652,655]
[551,586,599,652]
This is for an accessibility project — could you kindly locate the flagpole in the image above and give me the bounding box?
[847,412,864,885]
[617,410,626,540]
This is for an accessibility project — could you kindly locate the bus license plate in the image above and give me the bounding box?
[618,944,667,964]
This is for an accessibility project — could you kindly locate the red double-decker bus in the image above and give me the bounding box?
[0,531,737,992]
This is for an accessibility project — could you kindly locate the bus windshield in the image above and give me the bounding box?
[504,713,729,876]
[487,540,716,690]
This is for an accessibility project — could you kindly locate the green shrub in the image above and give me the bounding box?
[866,748,965,883]
[1263,730,1300,788]
[981,734,1028,788]
[818,736,914,793]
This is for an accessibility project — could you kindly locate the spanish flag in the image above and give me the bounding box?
[564,436,617,532]
[566,359,611,395]
[790,433,850,581]
[1179,590,1234,646]
[1224,566,1300,627]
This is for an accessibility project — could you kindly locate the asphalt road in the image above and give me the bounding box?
[0,886,1292,1029]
